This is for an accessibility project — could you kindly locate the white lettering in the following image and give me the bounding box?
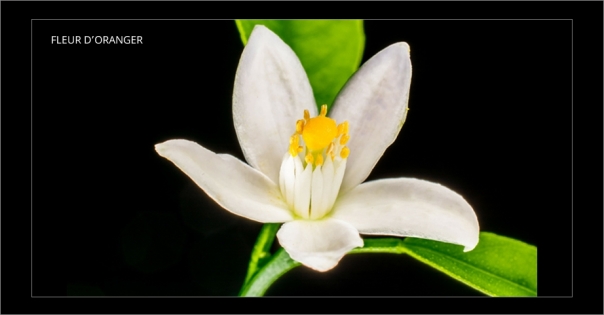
[82,36,144,45]
[52,36,81,44]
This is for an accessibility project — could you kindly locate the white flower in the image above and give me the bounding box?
[155,25,479,272]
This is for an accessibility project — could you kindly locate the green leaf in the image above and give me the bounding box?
[240,233,536,296]
[235,20,365,111]
[402,232,537,296]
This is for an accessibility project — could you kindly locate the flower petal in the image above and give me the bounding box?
[329,42,412,193]
[276,219,363,272]
[233,25,318,184]
[331,178,479,251]
[155,139,294,223]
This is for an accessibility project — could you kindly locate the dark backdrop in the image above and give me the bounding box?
[30,19,569,297]
[0,0,581,307]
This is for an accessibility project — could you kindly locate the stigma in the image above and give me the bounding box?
[279,105,350,220]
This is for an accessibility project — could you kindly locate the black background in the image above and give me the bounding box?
[2,0,601,313]
[35,18,561,295]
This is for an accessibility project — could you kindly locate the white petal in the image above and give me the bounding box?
[276,219,363,272]
[233,25,317,184]
[278,153,289,202]
[331,178,479,251]
[294,162,312,218]
[329,158,347,210]
[319,157,334,214]
[329,42,412,193]
[155,139,293,223]
[280,154,296,208]
[309,166,324,220]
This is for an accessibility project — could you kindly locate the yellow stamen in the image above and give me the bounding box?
[296,120,305,135]
[315,154,324,166]
[340,134,350,145]
[305,153,314,165]
[289,108,352,164]
[319,104,328,117]
[337,121,349,136]
[289,135,299,156]
[340,146,350,159]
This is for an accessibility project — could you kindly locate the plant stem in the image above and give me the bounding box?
[239,237,409,296]
[241,223,280,288]
[239,248,301,297]
[349,238,407,254]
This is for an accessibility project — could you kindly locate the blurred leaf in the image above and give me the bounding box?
[235,20,365,111]
[402,232,537,296]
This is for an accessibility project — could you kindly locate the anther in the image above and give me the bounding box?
[315,154,324,166]
[340,134,350,145]
[340,146,350,159]
[304,110,310,122]
[289,135,300,156]
[319,105,328,117]
[289,147,297,157]
[305,153,314,165]
[337,121,349,136]
[296,120,305,135]
[341,121,349,135]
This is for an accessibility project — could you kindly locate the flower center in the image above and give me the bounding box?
[279,105,350,220]
[302,115,337,152]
